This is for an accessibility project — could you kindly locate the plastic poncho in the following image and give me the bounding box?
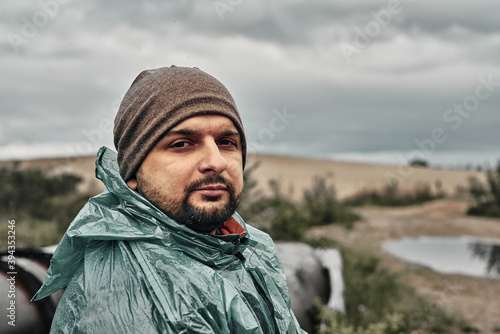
[32,146,306,334]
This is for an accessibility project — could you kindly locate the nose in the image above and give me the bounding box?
[199,141,227,174]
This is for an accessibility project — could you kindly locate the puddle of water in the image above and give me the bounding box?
[382,236,500,279]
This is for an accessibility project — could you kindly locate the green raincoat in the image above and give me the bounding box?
[32,147,306,333]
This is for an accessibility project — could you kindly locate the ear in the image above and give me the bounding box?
[127,178,138,190]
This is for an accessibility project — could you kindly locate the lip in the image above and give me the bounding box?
[194,184,227,197]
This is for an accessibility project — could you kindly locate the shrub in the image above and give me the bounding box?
[304,177,360,228]
[0,166,82,220]
[316,304,404,334]
[240,178,308,241]
[0,166,89,249]
[467,160,500,218]
[341,248,400,327]
[345,180,444,207]
[408,158,428,168]
[261,193,308,241]
[468,242,500,275]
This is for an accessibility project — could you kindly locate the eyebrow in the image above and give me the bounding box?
[166,129,197,137]
[220,130,240,137]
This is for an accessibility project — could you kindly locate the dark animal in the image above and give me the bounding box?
[1,248,62,334]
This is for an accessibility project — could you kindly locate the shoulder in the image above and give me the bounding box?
[246,224,280,256]
[51,240,166,333]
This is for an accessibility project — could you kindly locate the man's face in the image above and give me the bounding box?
[127,114,244,233]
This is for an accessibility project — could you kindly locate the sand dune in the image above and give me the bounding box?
[247,154,486,200]
[0,153,486,200]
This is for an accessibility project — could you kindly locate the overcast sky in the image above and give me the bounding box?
[1,0,499,167]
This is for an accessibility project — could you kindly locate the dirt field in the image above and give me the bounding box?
[309,199,500,333]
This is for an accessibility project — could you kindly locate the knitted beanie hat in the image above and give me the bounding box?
[113,66,246,182]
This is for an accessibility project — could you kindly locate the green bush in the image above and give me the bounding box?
[0,166,82,220]
[316,305,404,334]
[341,248,400,327]
[0,166,89,249]
[304,177,360,228]
[303,176,338,225]
[467,160,500,218]
[345,180,445,207]
[408,158,429,168]
[239,178,308,241]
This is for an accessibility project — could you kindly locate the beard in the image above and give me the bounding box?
[136,173,242,233]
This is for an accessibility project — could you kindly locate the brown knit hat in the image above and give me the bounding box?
[113,66,246,182]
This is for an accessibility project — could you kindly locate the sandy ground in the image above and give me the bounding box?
[309,200,500,333]
[3,153,498,330]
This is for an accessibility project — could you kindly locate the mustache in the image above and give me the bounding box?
[186,175,233,194]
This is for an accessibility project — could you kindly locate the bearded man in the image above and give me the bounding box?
[32,66,306,333]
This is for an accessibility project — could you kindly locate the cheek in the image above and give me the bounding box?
[237,173,244,190]
[141,167,184,195]
[227,155,244,186]
[166,164,199,190]
[229,169,244,194]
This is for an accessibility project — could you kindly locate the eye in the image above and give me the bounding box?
[218,139,237,147]
[170,141,192,149]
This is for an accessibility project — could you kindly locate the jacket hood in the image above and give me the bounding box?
[32,146,249,301]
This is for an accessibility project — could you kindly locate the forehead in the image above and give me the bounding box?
[170,114,238,133]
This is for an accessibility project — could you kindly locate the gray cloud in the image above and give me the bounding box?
[1,0,499,166]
